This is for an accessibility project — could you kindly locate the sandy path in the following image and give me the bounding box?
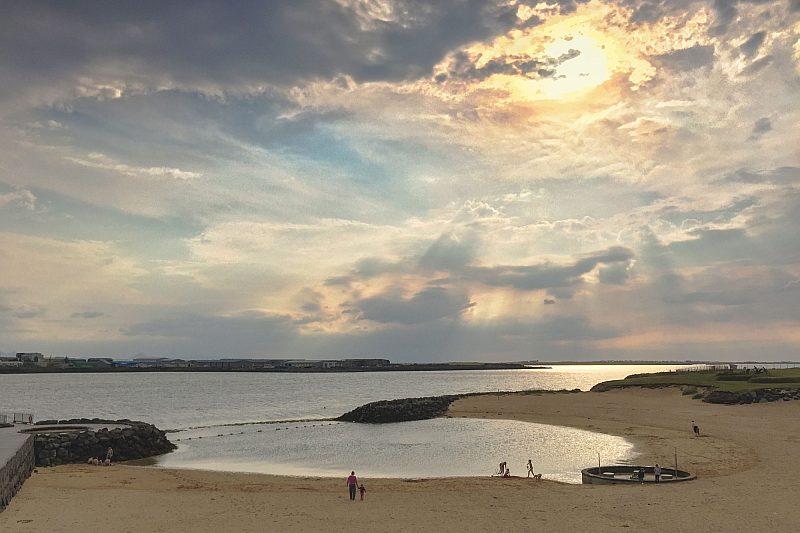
[1,388,798,532]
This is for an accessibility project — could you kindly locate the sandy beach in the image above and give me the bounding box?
[2,387,799,532]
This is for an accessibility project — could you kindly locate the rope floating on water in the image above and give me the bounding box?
[174,422,339,442]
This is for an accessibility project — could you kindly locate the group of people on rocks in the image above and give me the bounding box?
[87,446,114,466]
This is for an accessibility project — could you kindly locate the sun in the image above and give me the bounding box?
[540,35,610,99]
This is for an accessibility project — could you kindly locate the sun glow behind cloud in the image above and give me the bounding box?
[540,34,610,99]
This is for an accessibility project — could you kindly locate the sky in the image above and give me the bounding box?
[0,0,799,361]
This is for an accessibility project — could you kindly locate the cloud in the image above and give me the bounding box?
[419,233,477,271]
[739,30,767,57]
[598,262,632,285]
[437,48,577,82]
[1,1,799,362]
[748,117,772,140]
[709,0,738,36]
[13,305,47,319]
[71,311,105,319]
[0,189,36,210]
[0,1,524,108]
[66,152,201,180]
[653,45,715,70]
[122,311,298,356]
[352,285,475,325]
[464,246,634,291]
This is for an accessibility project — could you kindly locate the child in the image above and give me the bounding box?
[358,484,366,501]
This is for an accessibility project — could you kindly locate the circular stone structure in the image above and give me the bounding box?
[581,465,695,484]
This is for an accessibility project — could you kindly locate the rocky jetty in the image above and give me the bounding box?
[31,419,176,467]
[703,388,800,405]
[337,395,460,423]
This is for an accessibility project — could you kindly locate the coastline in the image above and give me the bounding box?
[3,387,800,532]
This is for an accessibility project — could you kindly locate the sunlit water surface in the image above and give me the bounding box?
[0,365,690,482]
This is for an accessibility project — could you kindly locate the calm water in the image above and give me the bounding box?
[0,365,690,482]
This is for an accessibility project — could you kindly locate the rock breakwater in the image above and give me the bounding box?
[703,388,800,405]
[337,395,460,423]
[31,419,176,467]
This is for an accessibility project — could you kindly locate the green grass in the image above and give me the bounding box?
[593,368,800,392]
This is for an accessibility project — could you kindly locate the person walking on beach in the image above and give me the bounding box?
[654,463,662,483]
[638,467,645,484]
[692,421,700,437]
[347,471,358,501]
[526,459,534,478]
[106,446,114,463]
[358,484,366,501]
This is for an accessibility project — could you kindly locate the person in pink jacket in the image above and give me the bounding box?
[346,471,358,501]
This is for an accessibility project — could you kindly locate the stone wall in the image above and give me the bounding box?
[32,419,176,467]
[0,435,34,511]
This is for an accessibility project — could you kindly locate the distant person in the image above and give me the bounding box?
[692,421,700,437]
[638,467,645,483]
[526,459,534,478]
[654,464,662,483]
[106,446,114,462]
[346,471,358,501]
[358,484,366,501]
[503,468,511,478]
[498,461,507,476]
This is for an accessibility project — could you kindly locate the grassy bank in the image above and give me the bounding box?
[591,368,800,392]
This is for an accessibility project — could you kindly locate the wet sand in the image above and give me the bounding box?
[2,388,799,532]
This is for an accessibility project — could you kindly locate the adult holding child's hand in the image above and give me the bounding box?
[346,471,358,501]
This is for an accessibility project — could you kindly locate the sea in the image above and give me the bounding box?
[0,364,692,483]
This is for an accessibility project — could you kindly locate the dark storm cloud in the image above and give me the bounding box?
[653,45,716,70]
[739,31,767,56]
[438,49,581,82]
[748,117,772,140]
[0,1,524,103]
[666,228,753,265]
[352,285,474,325]
[464,246,634,290]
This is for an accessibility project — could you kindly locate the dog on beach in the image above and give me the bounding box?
[532,474,542,481]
